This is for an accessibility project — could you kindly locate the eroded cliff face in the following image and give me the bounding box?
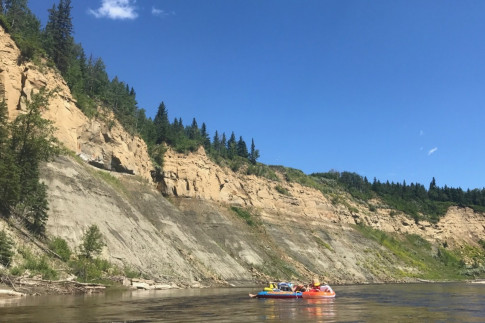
[0,26,152,181]
[161,147,485,251]
[40,152,485,286]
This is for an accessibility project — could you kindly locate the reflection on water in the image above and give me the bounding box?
[0,283,484,322]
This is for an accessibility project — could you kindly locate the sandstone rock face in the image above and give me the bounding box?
[162,147,338,220]
[161,147,485,250]
[0,26,153,181]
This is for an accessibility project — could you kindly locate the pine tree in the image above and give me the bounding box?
[188,118,199,140]
[220,132,227,157]
[0,100,20,214]
[237,136,248,158]
[200,122,210,150]
[8,89,60,234]
[249,138,260,164]
[44,0,73,75]
[3,0,29,32]
[212,130,220,153]
[2,0,42,61]
[227,132,237,159]
[153,102,169,144]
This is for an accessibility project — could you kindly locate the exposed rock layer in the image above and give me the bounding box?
[161,147,485,249]
[0,26,152,181]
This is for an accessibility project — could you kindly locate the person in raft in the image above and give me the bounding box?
[293,284,307,292]
[310,277,333,293]
[309,277,321,290]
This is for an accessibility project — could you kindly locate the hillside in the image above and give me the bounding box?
[0,24,484,289]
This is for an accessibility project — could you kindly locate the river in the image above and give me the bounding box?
[0,282,483,322]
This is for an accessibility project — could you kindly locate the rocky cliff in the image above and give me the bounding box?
[161,147,485,250]
[0,26,152,181]
[1,26,484,286]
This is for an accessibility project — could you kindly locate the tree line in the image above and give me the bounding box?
[139,102,260,166]
[313,171,485,222]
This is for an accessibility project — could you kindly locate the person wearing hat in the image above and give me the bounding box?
[310,277,321,289]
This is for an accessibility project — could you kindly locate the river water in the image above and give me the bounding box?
[0,282,484,322]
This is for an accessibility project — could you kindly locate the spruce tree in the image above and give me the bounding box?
[9,89,60,234]
[44,0,73,75]
[188,118,199,140]
[237,136,248,158]
[220,132,227,157]
[227,132,237,159]
[213,130,220,153]
[200,122,210,150]
[0,100,20,214]
[249,138,260,164]
[153,102,169,144]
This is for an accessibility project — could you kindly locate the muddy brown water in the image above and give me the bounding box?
[0,282,483,322]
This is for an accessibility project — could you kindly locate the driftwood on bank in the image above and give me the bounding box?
[0,289,26,297]
[1,276,105,295]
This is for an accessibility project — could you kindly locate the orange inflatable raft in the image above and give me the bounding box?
[301,285,336,299]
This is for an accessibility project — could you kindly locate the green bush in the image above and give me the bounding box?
[479,239,485,250]
[124,265,141,279]
[19,249,58,280]
[437,247,460,267]
[275,185,290,196]
[48,237,72,262]
[70,258,101,282]
[9,266,21,276]
[72,91,98,118]
[69,257,112,283]
[231,206,259,227]
[230,159,243,172]
[0,230,14,267]
[246,164,279,181]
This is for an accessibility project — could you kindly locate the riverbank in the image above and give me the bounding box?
[0,274,189,297]
[2,273,484,299]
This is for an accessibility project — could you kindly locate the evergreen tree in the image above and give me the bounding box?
[237,136,248,158]
[188,118,199,140]
[200,122,210,150]
[44,0,73,75]
[0,230,14,267]
[2,0,42,61]
[249,138,260,164]
[8,89,60,234]
[84,56,109,98]
[428,177,439,200]
[220,132,227,157]
[0,100,19,214]
[212,130,220,153]
[153,101,169,144]
[3,0,29,32]
[227,132,237,159]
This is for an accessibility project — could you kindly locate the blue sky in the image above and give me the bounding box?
[29,0,485,190]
